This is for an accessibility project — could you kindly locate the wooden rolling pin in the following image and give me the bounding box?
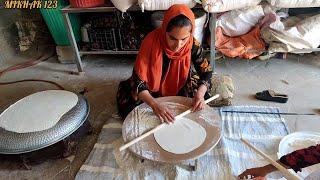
[241,138,301,180]
[119,94,220,151]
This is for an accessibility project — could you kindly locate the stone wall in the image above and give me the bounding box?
[0,8,19,63]
[0,4,53,64]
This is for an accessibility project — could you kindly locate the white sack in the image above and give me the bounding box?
[193,10,207,43]
[110,0,137,12]
[202,0,261,13]
[262,14,320,53]
[216,5,265,37]
[139,0,196,12]
[267,0,320,8]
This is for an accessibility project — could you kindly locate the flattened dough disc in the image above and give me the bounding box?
[0,90,78,133]
[154,117,206,154]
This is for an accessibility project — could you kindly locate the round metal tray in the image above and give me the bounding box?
[0,94,89,154]
[122,96,221,164]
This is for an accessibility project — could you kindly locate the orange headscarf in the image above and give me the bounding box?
[134,4,195,96]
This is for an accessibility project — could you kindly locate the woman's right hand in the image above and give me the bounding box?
[151,101,175,124]
[238,167,268,179]
[138,90,175,124]
[238,164,277,180]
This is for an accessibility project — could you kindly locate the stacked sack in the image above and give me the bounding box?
[109,0,320,12]
[139,0,196,12]
[109,0,196,12]
[110,0,137,12]
[202,0,261,13]
[267,0,320,8]
[204,0,320,58]
[107,0,320,56]
[261,13,320,53]
[212,5,268,59]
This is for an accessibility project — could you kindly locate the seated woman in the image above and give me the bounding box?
[117,4,213,123]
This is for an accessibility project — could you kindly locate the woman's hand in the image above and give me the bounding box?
[238,167,268,179]
[138,90,175,124]
[192,84,207,112]
[238,165,277,179]
[192,92,205,112]
[151,101,175,124]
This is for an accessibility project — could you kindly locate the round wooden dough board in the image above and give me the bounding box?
[122,96,221,164]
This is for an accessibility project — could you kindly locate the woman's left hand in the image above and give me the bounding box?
[192,85,207,112]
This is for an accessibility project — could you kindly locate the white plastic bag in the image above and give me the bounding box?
[216,5,265,37]
[202,0,261,13]
[262,14,320,53]
[193,10,207,43]
[267,0,320,8]
[139,0,196,12]
[110,0,137,12]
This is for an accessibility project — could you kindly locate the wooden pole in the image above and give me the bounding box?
[119,94,220,151]
[241,138,301,180]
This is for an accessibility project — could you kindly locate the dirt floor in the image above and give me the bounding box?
[0,48,319,179]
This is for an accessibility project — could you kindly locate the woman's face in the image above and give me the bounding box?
[166,26,191,52]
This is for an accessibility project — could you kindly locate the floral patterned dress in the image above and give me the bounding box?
[116,40,213,118]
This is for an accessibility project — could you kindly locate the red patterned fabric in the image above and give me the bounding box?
[280,144,320,172]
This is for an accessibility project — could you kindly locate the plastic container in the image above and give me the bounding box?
[119,29,145,50]
[151,11,164,28]
[69,0,105,8]
[88,28,117,50]
[118,12,151,50]
[278,131,320,179]
[40,0,81,45]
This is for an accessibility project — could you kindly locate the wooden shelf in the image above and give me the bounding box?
[80,50,138,55]
[62,5,117,13]
[61,5,142,13]
[79,49,210,55]
[61,3,214,72]
[61,4,203,13]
